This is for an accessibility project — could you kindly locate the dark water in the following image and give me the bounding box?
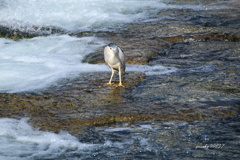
[1,116,239,160]
[49,115,240,160]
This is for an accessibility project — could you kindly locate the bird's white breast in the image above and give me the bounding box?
[104,47,121,67]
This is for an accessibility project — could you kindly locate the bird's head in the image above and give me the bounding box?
[107,43,118,53]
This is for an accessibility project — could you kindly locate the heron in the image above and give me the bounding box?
[104,43,125,87]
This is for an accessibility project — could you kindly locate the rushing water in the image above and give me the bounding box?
[0,116,239,160]
[0,0,166,32]
[0,0,212,33]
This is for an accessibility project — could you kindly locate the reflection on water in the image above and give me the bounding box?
[0,116,239,159]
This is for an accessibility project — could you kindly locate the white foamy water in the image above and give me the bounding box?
[0,35,109,92]
[0,118,94,160]
[128,64,177,75]
[0,0,168,33]
[0,0,219,33]
[0,118,157,160]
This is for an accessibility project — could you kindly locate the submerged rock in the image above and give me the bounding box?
[127,41,240,105]
[82,3,240,64]
[0,72,147,133]
[0,25,65,39]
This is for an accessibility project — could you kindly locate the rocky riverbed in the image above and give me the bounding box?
[0,0,239,138]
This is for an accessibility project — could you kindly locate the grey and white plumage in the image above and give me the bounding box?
[104,43,125,86]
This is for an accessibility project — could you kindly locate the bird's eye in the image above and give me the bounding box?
[110,47,112,50]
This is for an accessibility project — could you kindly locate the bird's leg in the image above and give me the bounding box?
[118,67,124,87]
[107,68,114,85]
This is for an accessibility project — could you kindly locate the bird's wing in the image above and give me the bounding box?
[104,46,109,62]
[118,47,126,72]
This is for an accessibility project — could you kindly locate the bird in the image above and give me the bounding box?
[104,43,126,87]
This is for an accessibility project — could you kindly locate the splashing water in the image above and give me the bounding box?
[0,117,239,159]
[0,0,168,33]
[0,118,95,160]
[0,35,107,92]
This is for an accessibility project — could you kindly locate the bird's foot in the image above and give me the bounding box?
[118,83,125,87]
[107,82,114,86]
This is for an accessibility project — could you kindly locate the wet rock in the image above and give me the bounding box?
[0,25,65,39]
[82,3,240,65]
[0,72,147,133]
[0,26,35,39]
[77,126,105,143]
[126,41,240,107]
